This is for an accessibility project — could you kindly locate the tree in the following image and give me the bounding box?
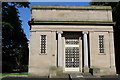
[2,2,30,72]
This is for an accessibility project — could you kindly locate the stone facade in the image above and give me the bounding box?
[28,5,116,77]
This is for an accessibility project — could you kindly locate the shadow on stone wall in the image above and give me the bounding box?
[114,27,120,74]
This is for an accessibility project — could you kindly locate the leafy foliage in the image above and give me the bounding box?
[2,2,30,72]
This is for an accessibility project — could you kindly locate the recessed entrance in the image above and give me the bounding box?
[65,38,80,71]
[63,32,82,72]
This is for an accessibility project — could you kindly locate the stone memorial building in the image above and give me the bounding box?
[28,5,116,76]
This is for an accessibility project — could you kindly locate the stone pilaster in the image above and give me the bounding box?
[108,31,116,73]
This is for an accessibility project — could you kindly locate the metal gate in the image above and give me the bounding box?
[65,38,79,71]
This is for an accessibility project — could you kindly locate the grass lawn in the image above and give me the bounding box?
[0,72,28,77]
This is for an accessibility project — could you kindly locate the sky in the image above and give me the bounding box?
[28,0,91,2]
[18,2,90,39]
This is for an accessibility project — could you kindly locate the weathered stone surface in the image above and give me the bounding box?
[89,68,100,76]
[29,5,116,77]
[31,5,112,22]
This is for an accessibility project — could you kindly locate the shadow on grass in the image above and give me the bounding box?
[1,77,49,80]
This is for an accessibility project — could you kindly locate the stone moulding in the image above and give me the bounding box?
[28,21,115,25]
[28,21,115,30]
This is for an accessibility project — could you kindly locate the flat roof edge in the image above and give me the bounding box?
[32,5,112,10]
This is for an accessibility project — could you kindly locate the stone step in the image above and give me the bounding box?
[69,73,85,80]
[82,72,92,76]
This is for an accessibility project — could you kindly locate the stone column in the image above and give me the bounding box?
[83,31,89,68]
[57,31,63,67]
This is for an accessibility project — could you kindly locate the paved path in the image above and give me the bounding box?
[1,77,119,80]
[69,73,119,80]
[1,74,120,80]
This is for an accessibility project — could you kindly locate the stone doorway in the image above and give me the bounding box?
[63,32,82,72]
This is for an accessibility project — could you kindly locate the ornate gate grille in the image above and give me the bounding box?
[65,38,79,68]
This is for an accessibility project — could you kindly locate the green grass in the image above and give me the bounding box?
[0,72,28,77]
